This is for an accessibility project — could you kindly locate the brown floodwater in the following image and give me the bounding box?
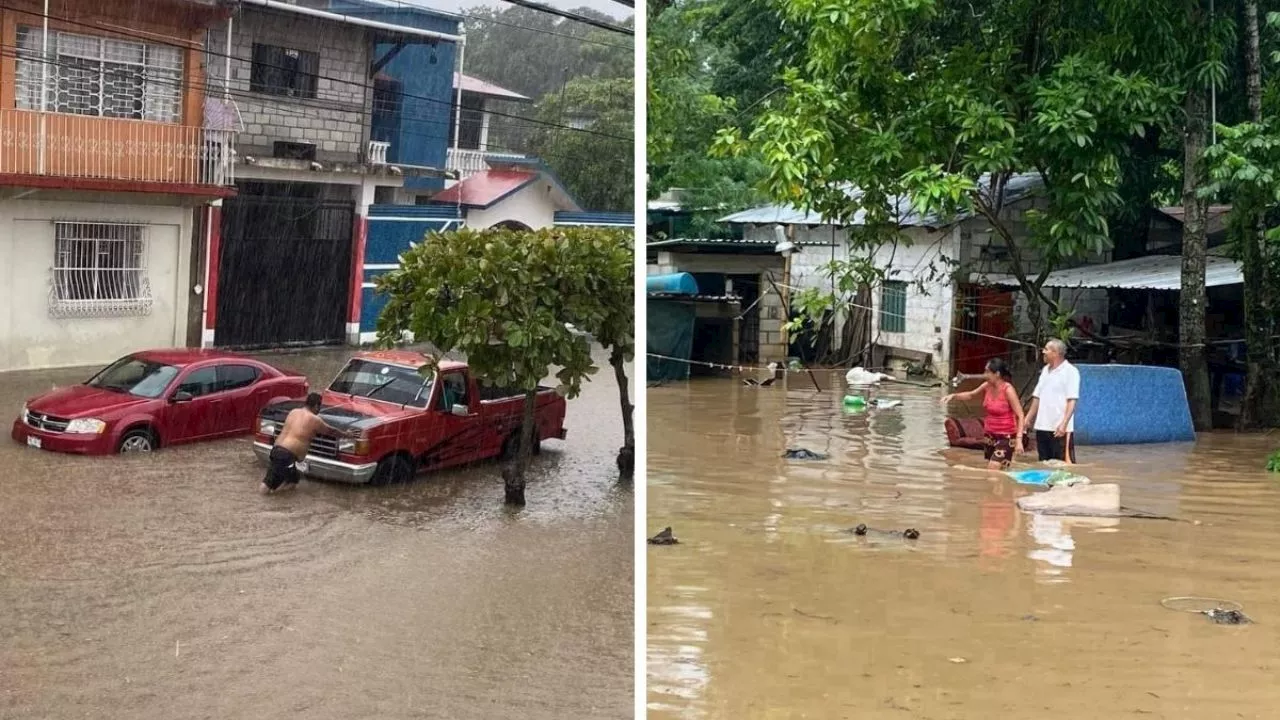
[0,347,632,720]
[647,372,1280,719]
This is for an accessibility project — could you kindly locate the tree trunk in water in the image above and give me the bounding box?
[1238,0,1277,427]
[611,345,635,481]
[503,389,537,506]
[1180,87,1214,431]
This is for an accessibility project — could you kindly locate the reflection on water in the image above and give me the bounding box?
[0,347,632,720]
[648,372,1280,718]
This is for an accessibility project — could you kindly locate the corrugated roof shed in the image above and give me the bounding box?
[718,173,1043,227]
[971,254,1243,290]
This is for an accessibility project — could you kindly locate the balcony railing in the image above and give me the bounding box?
[0,109,235,187]
[446,147,526,181]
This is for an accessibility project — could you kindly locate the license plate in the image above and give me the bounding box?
[26,436,41,449]
[296,460,309,474]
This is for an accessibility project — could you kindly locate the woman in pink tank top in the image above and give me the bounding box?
[942,358,1026,469]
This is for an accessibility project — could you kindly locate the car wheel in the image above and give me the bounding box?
[118,428,155,454]
[370,454,415,486]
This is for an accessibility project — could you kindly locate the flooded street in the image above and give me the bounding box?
[647,372,1280,719]
[0,347,632,720]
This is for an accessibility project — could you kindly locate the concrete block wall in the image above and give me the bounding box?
[207,8,371,162]
[648,251,790,364]
[868,226,961,375]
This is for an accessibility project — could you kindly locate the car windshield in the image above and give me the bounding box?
[328,359,434,407]
[86,357,180,399]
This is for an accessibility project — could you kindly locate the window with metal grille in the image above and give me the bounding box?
[879,280,908,333]
[250,44,319,99]
[50,222,152,318]
[15,26,183,123]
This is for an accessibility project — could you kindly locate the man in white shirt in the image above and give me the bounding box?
[1025,338,1080,463]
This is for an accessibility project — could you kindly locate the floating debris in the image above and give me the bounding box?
[1161,596,1253,625]
[783,448,828,461]
[648,527,679,545]
[844,524,920,540]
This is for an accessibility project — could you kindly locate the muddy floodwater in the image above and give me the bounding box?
[647,373,1280,719]
[0,347,632,720]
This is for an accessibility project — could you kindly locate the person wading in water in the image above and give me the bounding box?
[263,393,357,493]
[1025,338,1081,464]
[942,358,1027,470]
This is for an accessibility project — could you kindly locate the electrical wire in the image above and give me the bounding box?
[0,5,633,142]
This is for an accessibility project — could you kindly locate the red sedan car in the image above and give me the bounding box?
[11,349,310,455]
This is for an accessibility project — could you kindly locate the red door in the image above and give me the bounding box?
[954,285,1014,374]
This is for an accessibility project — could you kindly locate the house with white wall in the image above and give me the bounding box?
[0,0,234,373]
[720,175,1065,378]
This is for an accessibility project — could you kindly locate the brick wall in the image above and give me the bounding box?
[207,8,371,162]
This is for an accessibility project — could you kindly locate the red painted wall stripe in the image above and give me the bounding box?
[205,204,222,330]
[349,214,369,325]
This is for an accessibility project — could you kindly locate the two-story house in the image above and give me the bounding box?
[208,1,631,348]
[0,0,235,373]
[198,0,461,350]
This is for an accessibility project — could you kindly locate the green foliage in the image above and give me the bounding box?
[460,4,633,201]
[526,75,634,211]
[373,226,613,397]
[1267,449,1280,472]
[647,0,796,229]
[713,0,1195,342]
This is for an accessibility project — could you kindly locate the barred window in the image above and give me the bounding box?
[879,280,908,333]
[50,222,153,319]
[15,26,184,124]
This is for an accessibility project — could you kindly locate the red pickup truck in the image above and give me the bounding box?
[252,350,568,485]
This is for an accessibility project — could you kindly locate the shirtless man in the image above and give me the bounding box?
[262,393,356,493]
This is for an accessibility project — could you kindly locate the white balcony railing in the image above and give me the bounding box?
[0,109,235,187]
[367,140,390,165]
[446,147,526,181]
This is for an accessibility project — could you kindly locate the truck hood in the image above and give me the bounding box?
[259,393,419,431]
[26,384,150,418]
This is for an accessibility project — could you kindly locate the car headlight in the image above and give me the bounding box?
[65,418,106,435]
[338,436,369,455]
[259,419,279,436]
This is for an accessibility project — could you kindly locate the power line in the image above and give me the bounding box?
[327,0,633,49]
[492,0,634,35]
[0,4,633,143]
[0,43,626,154]
[0,47,631,175]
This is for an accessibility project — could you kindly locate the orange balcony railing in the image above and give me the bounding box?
[0,109,234,187]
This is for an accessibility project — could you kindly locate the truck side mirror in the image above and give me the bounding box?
[451,403,469,417]
[170,391,194,404]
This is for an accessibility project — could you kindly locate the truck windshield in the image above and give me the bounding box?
[328,360,434,407]
[86,357,181,399]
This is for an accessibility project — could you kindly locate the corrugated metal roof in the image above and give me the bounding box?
[970,254,1243,290]
[719,173,1043,227]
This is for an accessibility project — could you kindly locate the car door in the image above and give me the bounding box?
[423,371,481,469]
[215,363,264,435]
[163,366,221,443]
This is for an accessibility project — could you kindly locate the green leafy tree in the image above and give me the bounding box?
[461,6,632,156]
[647,0,796,234]
[526,75,634,211]
[373,226,604,505]
[718,0,1178,343]
[558,229,636,478]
